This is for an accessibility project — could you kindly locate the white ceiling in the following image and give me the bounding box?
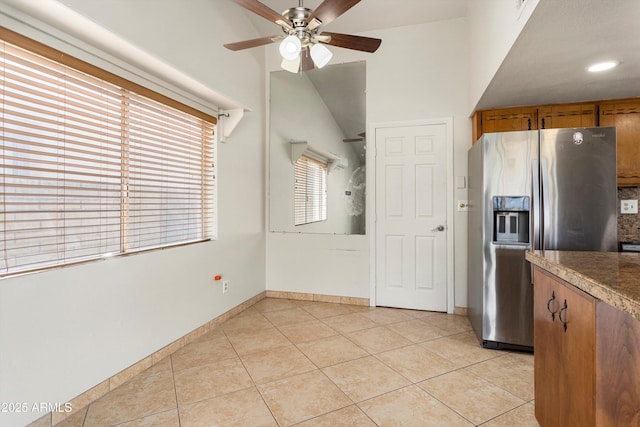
[244,0,468,36]
[477,0,640,109]
[243,0,640,118]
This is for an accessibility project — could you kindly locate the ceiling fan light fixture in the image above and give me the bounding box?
[310,43,333,68]
[280,55,301,73]
[279,35,302,60]
[587,61,618,72]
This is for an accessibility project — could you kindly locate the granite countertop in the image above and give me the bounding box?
[526,250,640,321]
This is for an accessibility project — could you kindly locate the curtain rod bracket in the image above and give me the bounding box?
[217,109,244,143]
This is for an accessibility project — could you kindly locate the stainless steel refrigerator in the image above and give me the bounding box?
[467,127,617,350]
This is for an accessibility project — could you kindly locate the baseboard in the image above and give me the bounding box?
[30,291,267,427]
[454,306,468,316]
[265,290,370,306]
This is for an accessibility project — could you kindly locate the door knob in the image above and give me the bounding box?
[432,225,445,232]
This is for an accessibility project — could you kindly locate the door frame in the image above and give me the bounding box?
[368,118,455,313]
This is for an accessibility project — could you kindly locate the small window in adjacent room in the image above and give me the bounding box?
[0,28,217,276]
[294,155,327,226]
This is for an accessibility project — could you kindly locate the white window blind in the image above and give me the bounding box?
[0,32,215,276]
[294,155,327,226]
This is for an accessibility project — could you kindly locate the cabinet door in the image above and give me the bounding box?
[533,268,563,426]
[599,100,640,186]
[555,278,596,427]
[538,104,597,129]
[596,303,640,426]
[481,107,538,134]
[534,268,596,427]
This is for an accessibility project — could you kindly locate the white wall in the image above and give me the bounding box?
[266,18,471,306]
[0,2,539,423]
[269,71,360,235]
[0,1,266,426]
[467,0,540,113]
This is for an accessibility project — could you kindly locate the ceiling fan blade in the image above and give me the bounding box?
[224,35,281,51]
[301,51,315,71]
[322,32,382,53]
[307,0,361,27]
[233,0,291,28]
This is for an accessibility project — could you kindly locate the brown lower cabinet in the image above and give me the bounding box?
[534,267,595,426]
[533,267,640,427]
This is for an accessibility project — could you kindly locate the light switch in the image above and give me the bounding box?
[455,176,466,189]
[621,199,638,214]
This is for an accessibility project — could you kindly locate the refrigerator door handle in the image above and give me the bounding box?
[540,158,550,250]
[531,159,540,284]
[531,159,540,250]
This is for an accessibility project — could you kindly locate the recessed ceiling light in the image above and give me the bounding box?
[587,61,618,72]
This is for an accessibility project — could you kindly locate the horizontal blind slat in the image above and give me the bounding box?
[1,33,216,276]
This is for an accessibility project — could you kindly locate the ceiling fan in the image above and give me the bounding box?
[224,0,382,73]
[343,131,365,142]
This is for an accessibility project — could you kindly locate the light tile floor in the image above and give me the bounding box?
[55,298,539,427]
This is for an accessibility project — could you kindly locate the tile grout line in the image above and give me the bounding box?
[413,359,531,425]
[289,305,449,424]
[345,325,483,425]
[250,300,413,424]
[78,403,88,427]
[415,382,482,426]
[223,304,528,425]
[221,318,282,426]
[169,356,182,427]
[475,401,535,426]
[238,304,355,426]
[52,300,535,426]
[311,312,530,426]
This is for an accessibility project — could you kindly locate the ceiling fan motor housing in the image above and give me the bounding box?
[224,0,382,65]
[282,7,320,47]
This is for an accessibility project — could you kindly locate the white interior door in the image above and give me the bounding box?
[375,124,448,311]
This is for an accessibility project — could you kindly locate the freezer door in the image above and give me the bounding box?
[491,247,534,347]
[539,127,618,251]
[480,131,538,347]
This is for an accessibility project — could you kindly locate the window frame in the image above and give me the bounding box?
[294,154,328,226]
[0,27,217,277]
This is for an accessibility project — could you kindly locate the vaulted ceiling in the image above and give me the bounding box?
[243,0,640,112]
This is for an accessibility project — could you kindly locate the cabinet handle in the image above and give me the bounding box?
[558,299,568,332]
[541,117,546,129]
[547,291,557,321]
[528,117,532,130]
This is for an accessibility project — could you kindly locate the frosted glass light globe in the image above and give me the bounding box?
[279,35,301,60]
[310,43,333,68]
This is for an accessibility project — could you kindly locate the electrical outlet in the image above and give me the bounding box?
[222,280,229,294]
[621,200,638,214]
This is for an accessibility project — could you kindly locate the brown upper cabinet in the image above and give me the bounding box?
[538,103,597,129]
[599,99,640,187]
[480,107,538,135]
[473,98,640,186]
